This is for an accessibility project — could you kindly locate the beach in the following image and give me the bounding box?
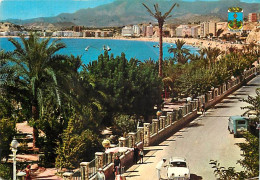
[0,36,243,50]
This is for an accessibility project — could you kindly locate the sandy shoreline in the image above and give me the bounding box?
[0,36,242,50]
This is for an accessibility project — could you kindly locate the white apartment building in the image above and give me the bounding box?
[122,26,134,37]
[133,25,141,36]
[176,25,191,37]
[191,26,200,38]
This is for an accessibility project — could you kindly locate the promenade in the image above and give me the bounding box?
[124,75,260,180]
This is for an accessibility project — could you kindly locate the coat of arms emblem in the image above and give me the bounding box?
[228,7,243,32]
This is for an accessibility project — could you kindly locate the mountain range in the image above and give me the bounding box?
[5,0,260,28]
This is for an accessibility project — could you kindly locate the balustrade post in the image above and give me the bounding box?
[95,152,104,169]
[160,116,166,129]
[119,137,126,147]
[80,162,90,180]
[167,112,173,125]
[63,172,73,180]
[128,132,136,147]
[143,123,150,147]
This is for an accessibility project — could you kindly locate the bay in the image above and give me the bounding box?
[0,37,198,65]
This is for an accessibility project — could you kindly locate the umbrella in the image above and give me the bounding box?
[105,147,132,153]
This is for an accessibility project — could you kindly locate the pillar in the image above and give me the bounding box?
[119,137,126,147]
[167,112,173,125]
[63,172,73,180]
[80,162,90,180]
[160,116,166,129]
[143,123,150,147]
[128,132,136,147]
[95,152,104,169]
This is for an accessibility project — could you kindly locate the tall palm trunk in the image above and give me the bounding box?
[159,23,163,77]
[32,101,39,148]
[142,2,178,77]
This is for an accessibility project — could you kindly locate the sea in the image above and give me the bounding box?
[0,37,199,65]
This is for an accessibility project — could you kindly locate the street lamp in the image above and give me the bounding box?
[11,137,19,180]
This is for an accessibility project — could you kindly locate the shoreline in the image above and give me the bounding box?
[0,36,243,50]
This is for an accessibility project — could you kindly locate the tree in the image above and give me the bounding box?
[87,52,162,123]
[142,2,178,77]
[168,39,190,64]
[0,34,68,148]
[199,47,222,69]
[0,118,16,162]
[55,117,102,169]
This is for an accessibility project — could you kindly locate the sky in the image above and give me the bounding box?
[0,0,259,20]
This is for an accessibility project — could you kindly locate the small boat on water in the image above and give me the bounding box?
[103,45,111,51]
[85,46,89,51]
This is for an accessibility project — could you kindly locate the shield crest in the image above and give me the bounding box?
[228,7,243,32]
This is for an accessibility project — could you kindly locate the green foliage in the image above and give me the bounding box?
[113,115,137,135]
[164,43,256,98]
[0,163,12,180]
[209,160,247,180]
[168,39,190,64]
[242,88,260,115]
[87,52,162,123]
[237,132,259,176]
[0,118,16,162]
[55,117,102,169]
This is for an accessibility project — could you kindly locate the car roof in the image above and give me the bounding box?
[170,157,186,162]
[229,116,248,121]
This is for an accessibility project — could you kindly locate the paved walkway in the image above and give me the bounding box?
[34,168,63,180]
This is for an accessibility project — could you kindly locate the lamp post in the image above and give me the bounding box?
[11,137,19,180]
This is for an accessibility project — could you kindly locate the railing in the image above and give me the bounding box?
[136,130,141,143]
[149,124,154,135]
[125,136,131,147]
[103,152,113,168]
[88,158,97,178]
[72,169,81,180]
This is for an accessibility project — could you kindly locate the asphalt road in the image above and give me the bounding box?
[126,75,260,180]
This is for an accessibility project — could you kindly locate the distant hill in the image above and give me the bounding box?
[5,0,260,28]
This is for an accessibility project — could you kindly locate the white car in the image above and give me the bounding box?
[167,157,190,180]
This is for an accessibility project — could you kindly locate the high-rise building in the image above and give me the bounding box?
[133,25,141,36]
[248,13,258,22]
[200,21,217,37]
[146,24,153,37]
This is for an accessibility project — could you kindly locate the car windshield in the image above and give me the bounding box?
[237,120,246,124]
[170,161,187,167]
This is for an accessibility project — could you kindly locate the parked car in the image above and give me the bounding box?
[228,116,249,137]
[167,157,190,180]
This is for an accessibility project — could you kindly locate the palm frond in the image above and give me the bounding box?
[163,3,178,19]
[142,3,156,17]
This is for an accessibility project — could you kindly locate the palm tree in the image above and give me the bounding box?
[199,47,222,68]
[168,39,190,64]
[142,2,178,77]
[1,34,67,148]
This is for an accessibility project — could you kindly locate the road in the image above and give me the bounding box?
[125,75,260,180]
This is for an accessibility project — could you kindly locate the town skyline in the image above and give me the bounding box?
[0,0,259,21]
